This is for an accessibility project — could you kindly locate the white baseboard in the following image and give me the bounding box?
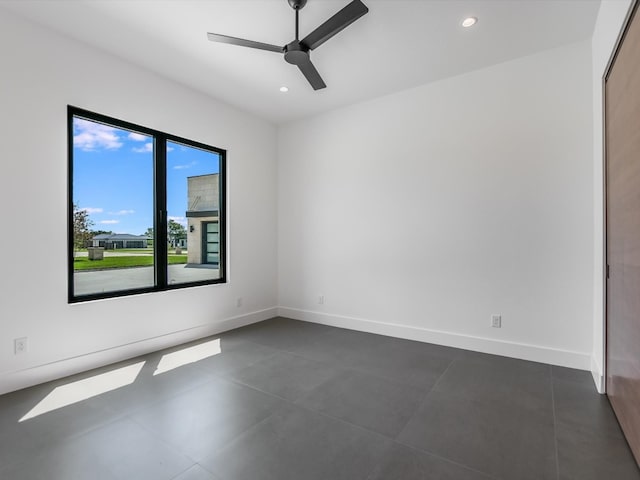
[0,307,277,396]
[5,306,597,396]
[591,355,605,394]
[278,307,591,371]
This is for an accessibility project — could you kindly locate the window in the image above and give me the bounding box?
[68,106,226,302]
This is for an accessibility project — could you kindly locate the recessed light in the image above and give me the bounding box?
[461,17,477,28]
[279,86,289,93]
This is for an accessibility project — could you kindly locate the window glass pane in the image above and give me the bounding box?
[166,141,221,284]
[72,116,154,296]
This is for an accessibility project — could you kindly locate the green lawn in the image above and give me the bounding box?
[74,255,187,271]
[75,248,181,255]
[110,248,155,254]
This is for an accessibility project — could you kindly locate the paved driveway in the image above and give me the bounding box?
[74,265,220,296]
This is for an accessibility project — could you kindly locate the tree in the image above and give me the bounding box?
[73,203,94,251]
[142,227,154,248]
[144,227,154,248]
[167,219,186,247]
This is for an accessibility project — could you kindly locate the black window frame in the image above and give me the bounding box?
[67,106,226,303]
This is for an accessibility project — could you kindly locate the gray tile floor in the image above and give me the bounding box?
[1,317,639,480]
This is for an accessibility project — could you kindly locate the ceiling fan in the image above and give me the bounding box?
[207,0,369,91]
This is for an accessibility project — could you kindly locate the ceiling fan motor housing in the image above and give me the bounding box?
[284,41,309,65]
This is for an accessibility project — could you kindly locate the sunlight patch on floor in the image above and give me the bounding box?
[153,338,221,376]
[19,361,146,422]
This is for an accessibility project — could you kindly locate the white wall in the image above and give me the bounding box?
[278,40,594,370]
[0,9,278,394]
[590,0,634,393]
[1,3,621,395]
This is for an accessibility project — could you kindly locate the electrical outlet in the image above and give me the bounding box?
[491,315,502,328]
[236,297,243,308]
[14,337,28,355]
[318,295,324,305]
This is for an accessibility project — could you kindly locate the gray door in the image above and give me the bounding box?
[605,1,640,466]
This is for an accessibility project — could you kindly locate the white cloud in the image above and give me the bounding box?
[167,146,175,152]
[110,209,135,215]
[73,118,123,152]
[100,220,120,225]
[132,142,153,153]
[79,207,104,214]
[173,161,197,170]
[128,132,147,142]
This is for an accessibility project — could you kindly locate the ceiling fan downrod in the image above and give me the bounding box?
[289,0,306,40]
[285,1,309,66]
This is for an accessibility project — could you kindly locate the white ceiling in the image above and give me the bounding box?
[1,0,601,124]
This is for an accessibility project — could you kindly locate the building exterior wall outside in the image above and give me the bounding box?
[98,240,147,249]
[91,235,149,249]
[186,173,219,265]
[188,174,219,212]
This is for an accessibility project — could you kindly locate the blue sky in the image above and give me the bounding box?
[73,117,220,235]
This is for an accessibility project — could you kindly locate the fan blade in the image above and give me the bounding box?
[300,0,368,51]
[207,33,284,53]
[297,57,326,90]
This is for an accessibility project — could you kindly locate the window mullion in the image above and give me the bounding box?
[155,136,168,289]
